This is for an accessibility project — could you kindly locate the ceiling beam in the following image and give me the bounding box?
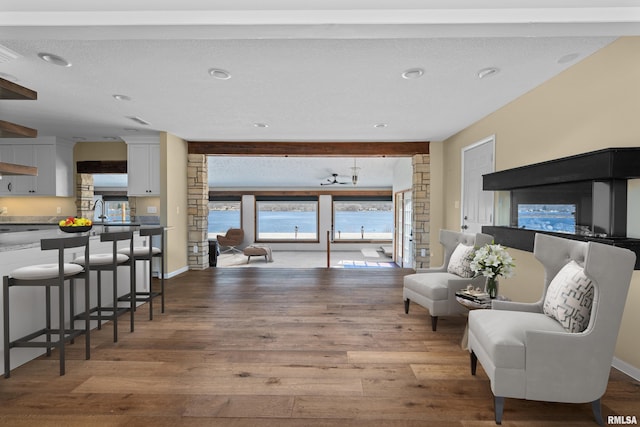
[0,77,38,100]
[0,120,38,138]
[76,160,127,174]
[188,141,428,156]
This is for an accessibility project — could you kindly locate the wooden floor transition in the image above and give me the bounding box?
[1,268,638,426]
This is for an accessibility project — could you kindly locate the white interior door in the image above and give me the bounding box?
[461,136,495,234]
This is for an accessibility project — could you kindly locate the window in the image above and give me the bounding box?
[93,195,130,223]
[208,197,242,237]
[256,197,318,241]
[333,196,393,241]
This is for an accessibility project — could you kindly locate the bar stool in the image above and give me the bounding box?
[3,235,91,378]
[118,227,165,320]
[72,231,134,342]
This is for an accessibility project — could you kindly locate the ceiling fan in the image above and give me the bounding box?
[320,173,349,186]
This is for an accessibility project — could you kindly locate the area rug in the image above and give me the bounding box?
[339,260,396,268]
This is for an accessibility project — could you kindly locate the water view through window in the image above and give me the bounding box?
[334,200,393,240]
[256,200,318,240]
[517,204,576,234]
[208,201,241,235]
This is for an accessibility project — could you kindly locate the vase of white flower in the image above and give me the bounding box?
[485,276,499,299]
[470,243,515,299]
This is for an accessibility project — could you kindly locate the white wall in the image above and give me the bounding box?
[392,157,412,193]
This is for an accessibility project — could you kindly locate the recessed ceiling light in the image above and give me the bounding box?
[127,116,151,126]
[558,53,580,64]
[123,128,139,132]
[402,68,424,79]
[477,67,500,79]
[102,136,120,141]
[208,68,231,80]
[253,123,269,128]
[72,136,86,141]
[38,52,71,67]
[374,123,388,128]
[113,94,132,101]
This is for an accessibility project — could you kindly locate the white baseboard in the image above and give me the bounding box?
[612,357,640,381]
[163,265,189,279]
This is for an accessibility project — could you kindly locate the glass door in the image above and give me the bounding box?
[402,192,413,268]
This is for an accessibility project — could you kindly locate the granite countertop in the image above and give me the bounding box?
[0,224,144,252]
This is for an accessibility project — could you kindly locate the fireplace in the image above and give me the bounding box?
[482,148,640,268]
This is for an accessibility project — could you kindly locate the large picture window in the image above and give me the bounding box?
[256,196,318,241]
[333,196,393,241]
[208,197,242,237]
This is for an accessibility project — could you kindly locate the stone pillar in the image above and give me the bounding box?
[187,154,209,269]
[76,173,94,219]
[412,154,430,269]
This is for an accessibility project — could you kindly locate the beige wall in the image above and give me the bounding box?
[438,37,640,371]
[0,197,76,217]
[74,141,127,161]
[161,132,188,276]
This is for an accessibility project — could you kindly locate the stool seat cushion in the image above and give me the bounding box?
[118,246,161,257]
[73,253,129,266]
[11,263,84,281]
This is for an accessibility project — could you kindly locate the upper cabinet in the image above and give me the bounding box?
[125,137,160,196]
[0,137,74,196]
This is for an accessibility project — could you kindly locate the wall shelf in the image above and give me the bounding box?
[483,147,640,190]
[482,226,640,269]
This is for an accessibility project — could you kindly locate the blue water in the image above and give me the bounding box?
[517,204,576,233]
[209,210,241,234]
[208,210,393,235]
[334,211,393,233]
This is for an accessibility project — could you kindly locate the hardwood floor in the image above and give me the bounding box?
[1,268,638,426]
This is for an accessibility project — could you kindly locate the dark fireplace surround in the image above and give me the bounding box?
[482,148,640,269]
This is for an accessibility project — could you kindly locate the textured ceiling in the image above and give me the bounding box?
[0,1,638,187]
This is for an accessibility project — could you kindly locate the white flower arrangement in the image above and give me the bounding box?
[470,243,515,279]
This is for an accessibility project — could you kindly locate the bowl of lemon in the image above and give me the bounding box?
[59,217,93,233]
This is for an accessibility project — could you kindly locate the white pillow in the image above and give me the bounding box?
[447,243,476,278]
[543,260,595,333]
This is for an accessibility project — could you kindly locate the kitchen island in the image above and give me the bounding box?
[0,224,154,373]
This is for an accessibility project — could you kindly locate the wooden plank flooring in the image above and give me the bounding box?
[0,267,638,426]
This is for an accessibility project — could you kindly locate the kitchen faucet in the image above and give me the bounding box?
[92,199,107,222]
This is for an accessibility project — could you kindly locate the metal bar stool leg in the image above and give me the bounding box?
[84,276,90,359]
[3,278,10,378]
[45,286,52,357]
[58,280,65,376]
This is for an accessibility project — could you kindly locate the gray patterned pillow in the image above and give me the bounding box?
[447,243,476,278]
[543,260,594,333]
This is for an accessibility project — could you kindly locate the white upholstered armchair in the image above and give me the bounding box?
[403,229,493,331]
[468,233,636,425]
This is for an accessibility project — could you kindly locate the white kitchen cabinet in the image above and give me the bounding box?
[127,141,160,196]
[0,138,74,196]
[0,144,15,195]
